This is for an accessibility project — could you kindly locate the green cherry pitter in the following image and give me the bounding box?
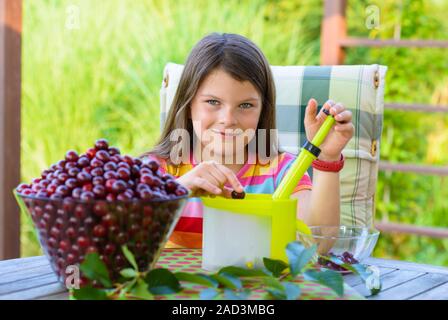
[201,109,336,271]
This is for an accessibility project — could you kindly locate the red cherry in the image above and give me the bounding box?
[95,139,109,150]
[86,147,96,159]
[91,167,104,177]
[108,147,120,155]
[104,161,117,171]
[65,150,79,162]
[117,167,130,180]
[104,170,118,180]
[77,236,90,248]
[93,185,106,199]
[92,176,105,186]
[77,156,90,167]
[93,224,106,237]
[95,150,110,162]
[112,180,126,194]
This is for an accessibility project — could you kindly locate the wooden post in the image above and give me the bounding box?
[320,0,347,65]
[0,0,22,260]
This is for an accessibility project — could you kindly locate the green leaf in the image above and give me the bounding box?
[320,255,382,296]
[145,268,181,295]
[120,268,138,279]
[121,245,138,270]
[262,258,288,277]
[218,266,271,278]
[71,286,109,300]
[174,272,218,288]
[223,289,250,300]
[130,279,154,300]
[200,288,219,300]
[79,253,112,288]
[210,272,242,290]
[304,269,344,297]
[266,287,286,300]
[286,242,317,277]
[264,279,301,300]
[282,282,301,300]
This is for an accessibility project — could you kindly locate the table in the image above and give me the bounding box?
[0,249,447,300]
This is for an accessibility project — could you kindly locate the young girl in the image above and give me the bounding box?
[143,33,354,249]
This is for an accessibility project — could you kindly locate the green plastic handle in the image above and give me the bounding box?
[272,113,336,199]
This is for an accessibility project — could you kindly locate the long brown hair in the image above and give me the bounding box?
[144,32,277,164]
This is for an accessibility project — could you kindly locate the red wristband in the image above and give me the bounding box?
[312,154,344,172]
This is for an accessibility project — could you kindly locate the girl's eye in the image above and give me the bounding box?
[240,103,253,109]
[206,99,219,105]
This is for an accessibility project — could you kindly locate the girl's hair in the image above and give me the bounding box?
[144,32,277,163]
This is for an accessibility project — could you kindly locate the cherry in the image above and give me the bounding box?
[93,224,106,237]
[95,139,109,150]
[104,161,117,171]
[112,180,127,194]
[72,187,82,199]
[231,190,246,199]
[104,170,118,180]
[77,236,90,248]
[93,185,106,199]
[86,147,96,159]
[95,150,110,162]
[65,150,79,162]
[90,158,104,168]
[77,156,90,168]
[68,167,80,177]
[80,191,94,201]
[76,172,92,184]
[91,167,104,177]
[65,161,78,170]
[104,243,116,255]
[65,178,78,189]
[93,201,108,216]
[147,160,159,173]
[117,167,130,180]
[92,176,105,186]
[108,147,120,155]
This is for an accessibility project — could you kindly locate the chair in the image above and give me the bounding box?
[159,63,387,227]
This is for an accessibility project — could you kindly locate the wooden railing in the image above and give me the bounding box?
[321,0,448,238]
[0,0,22,260]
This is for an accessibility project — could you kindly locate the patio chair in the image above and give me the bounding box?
[159,63,387,227]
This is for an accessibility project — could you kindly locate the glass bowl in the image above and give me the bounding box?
[15,191,188,285]
[297,226,380,272]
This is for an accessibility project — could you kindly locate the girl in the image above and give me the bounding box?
[143,33,354,249]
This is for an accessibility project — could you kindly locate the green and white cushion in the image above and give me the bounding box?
[160,63,387,228]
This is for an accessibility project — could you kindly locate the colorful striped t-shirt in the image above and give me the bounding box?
[144,152,312,249]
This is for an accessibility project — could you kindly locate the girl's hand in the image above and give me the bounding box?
[304,98,354,161]
[177,161,244,198]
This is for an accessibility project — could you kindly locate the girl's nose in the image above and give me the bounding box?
[219,105,237,126]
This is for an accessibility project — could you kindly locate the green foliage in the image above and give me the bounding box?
[21,0,448,266]
[71,241,371,300]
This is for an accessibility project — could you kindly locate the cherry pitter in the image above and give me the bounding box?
[201,108,336,271]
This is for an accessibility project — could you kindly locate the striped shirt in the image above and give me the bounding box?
[144,152,312,248]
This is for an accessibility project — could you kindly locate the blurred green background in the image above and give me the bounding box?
[21,0,448,265]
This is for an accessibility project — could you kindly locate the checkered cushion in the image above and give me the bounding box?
[160,63,387,227]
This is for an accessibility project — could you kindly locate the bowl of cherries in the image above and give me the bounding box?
[15,139,189,285]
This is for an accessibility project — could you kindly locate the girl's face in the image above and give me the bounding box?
[190,68,262,163]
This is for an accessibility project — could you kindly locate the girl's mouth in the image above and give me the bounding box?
[211,129,241,137]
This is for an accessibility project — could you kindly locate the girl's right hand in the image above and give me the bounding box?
[176,161,244,198]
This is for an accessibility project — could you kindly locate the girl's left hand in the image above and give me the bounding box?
[304,98,354,161]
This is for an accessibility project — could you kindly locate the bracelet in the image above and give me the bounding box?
[312,154,345,172]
